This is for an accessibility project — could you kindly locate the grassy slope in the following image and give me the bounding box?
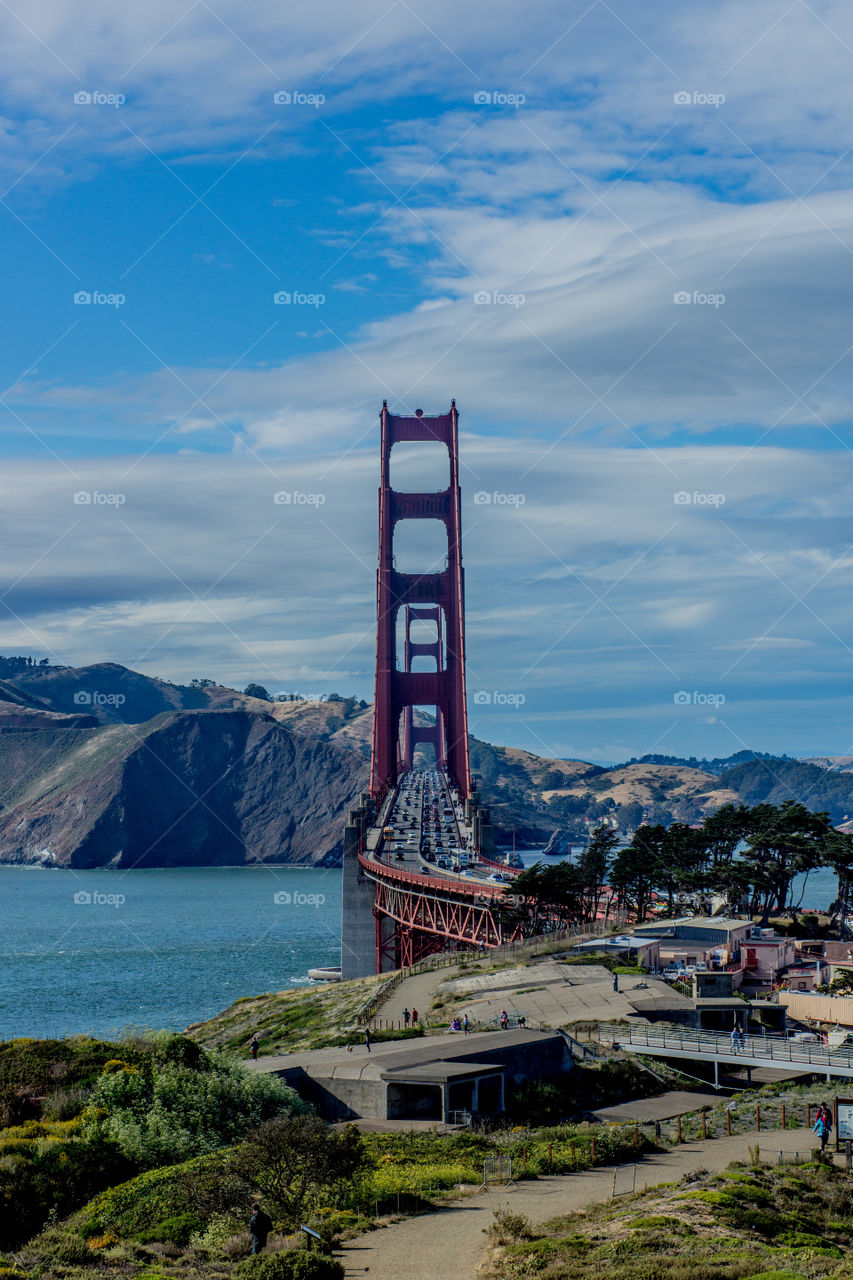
[186,972,389,1054]
[484,1159,853,1280]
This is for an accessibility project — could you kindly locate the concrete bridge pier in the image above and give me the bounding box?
[341,798,377,980]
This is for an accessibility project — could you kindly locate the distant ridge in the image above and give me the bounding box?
[623,750,795,777]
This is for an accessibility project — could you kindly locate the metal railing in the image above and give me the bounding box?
[598,1020,853,1073]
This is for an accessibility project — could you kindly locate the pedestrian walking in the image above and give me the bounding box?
[403,1008,410,1028]
[737,1025,745,1051]
[814,1112,831,1153]
[248,1034,259,1061]
[730,1026,739,1054]
[249,1203,273,1255]
[500,1009,509,1031]
[816,1101,833,1140]
[411,1008,418,1026]
[613,973,619,993]
[463,1013,470,1034]
[364,1026,371,1053]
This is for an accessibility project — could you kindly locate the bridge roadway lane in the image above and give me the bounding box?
[375,767,514,891]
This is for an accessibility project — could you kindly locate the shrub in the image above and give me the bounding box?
[485,1207,534,1245]
[236,1253,344,1280]
[26,1227,95,1265]
[134,1212,200,1245]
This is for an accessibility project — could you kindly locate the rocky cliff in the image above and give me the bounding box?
[0,669,368,867]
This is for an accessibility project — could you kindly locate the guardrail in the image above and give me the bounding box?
[598,1020,853,1073]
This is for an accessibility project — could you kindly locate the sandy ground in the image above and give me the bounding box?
[339,1126,825,1280]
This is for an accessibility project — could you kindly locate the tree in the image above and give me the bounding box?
[739,801,828,924]
[611,829,659,921]
[824,828,853,939]
[244,683,271,701]
[236,1115,364,1230]
[576,825,618,922]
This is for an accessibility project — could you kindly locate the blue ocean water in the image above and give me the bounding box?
[0,859,839,1042]
[0,866,342,1041]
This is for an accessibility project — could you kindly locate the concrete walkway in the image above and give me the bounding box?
[371,965,460,1026]
[339,1126,823,1280]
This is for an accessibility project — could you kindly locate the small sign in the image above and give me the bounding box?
[300,1225,322,1240]
[835,1097,853,1150]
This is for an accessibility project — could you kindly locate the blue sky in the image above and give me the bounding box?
[3,0,853,764]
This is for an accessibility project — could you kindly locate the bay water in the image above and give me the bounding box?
[0,859,839,1041]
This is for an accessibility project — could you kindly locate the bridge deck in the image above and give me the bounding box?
[600,1021,853,1079]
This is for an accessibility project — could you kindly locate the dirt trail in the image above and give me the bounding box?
[340,1126,823,1280]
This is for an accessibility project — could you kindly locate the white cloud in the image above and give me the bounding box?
[1,442,852,761]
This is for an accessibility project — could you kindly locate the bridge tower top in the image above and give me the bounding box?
[369,400,471,800]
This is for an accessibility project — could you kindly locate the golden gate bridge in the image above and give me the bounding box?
[341,400,526,978]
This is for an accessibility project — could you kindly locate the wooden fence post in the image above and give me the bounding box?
[756,1105,760,1132]
[591,1135,596,1161]
[701,1112,707,1140]
[781,1104,786,1130]
[677,1115,682,1143]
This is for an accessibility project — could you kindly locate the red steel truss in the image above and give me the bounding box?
[369,401,471,800]
[360,854,524,968]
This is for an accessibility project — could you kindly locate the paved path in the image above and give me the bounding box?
[340,1126,823,1280]
[594,1090,720,1122]
[371,965,460,1026]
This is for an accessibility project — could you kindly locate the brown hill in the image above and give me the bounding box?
[0,708,367,868]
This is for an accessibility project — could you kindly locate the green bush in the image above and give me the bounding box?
[236,1252,344,1280]
[83,1051,303,1169]
[25,1227,95,1265]
[134,1212,200,1245]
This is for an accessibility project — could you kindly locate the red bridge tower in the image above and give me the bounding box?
[369,400,471,799]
